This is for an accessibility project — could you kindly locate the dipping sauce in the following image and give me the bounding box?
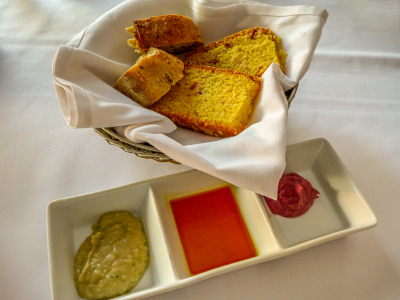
[170,186,257,275]
[73,211,149,300]
[264,173,320,218]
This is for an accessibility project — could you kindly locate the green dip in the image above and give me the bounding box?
[73,211,150,300]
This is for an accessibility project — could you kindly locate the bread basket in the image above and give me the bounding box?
[94,84,298,163]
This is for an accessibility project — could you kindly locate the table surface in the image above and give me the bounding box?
[1,0,399,299]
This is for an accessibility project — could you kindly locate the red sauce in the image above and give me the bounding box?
[264,173,320,218]
[170,186,257,275]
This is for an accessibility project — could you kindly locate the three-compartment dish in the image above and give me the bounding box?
[47,138,377,300]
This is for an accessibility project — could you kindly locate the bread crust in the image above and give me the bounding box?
[186,27,275,55]
[114,48,184,107]
[127,14,204,54]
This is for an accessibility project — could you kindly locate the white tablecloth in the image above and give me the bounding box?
[1,0,399,299]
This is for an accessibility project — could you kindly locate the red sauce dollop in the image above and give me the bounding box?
[171,186,257,275]
[264,173,320,218]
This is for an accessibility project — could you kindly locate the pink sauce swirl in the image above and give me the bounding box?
[264,173,320,218]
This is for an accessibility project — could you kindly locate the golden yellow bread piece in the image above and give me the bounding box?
[126,14,205,54]
[150,64,262,137]
[183,27,286,76]
[114,48,184,107]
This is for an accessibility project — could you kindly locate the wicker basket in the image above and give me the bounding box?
[94,84,298,163]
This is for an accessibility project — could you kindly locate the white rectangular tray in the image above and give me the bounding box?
[47,138,377,300]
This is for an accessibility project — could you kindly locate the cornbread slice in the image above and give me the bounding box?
[114,48,184,107]
[183,27,286,76]
[127,14,205,54]
[150,64,262,137]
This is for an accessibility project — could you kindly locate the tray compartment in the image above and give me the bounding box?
[150,171,280,279]
[47,182,176,300]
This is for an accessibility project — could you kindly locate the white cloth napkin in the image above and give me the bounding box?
[52,0,328,199]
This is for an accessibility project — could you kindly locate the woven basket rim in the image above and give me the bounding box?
[94,84,298,164]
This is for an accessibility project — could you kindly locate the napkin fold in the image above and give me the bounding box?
[52,0,328,199]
